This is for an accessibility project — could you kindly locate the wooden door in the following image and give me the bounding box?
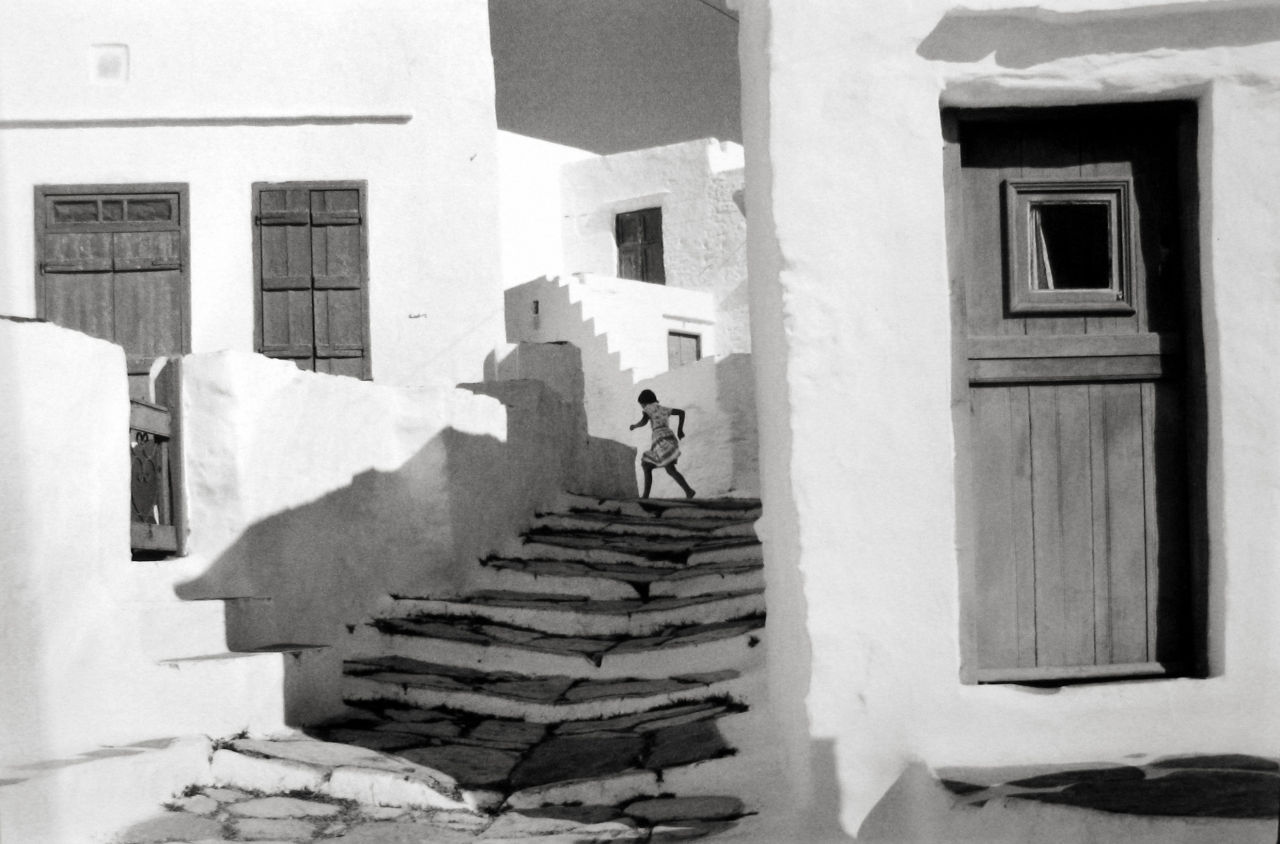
[254,182,370,379]
[36,186,189,400]
[948,104,1203,683]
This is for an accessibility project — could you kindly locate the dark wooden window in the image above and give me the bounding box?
[253,181,371,379]
[667,331,701,369]
[616,207,665,283]
[35,183,191,400]
[945,103,1205,684]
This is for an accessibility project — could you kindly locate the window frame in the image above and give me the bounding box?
[251,180,372,380]
[667,330,702,369]
[1004,178,1134,315]
[615,206,665,284]
[34,182,192,358]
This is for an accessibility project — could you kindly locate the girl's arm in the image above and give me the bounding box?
[629,412,648,431]
[671,408,687,438]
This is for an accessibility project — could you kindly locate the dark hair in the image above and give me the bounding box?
[637,389,658,405]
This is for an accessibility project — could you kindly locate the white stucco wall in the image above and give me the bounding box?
[633,354,759,498]
[0,322,297,771]
[506,274,718,446]
[0,320,629,775]
[177,347,632,644]
[739,0,1280,837]
[0,0,502,389]
[496,131,594,287]
[561,140,751,355]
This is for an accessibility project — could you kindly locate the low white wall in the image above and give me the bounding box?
[0,0,502,389]
[497,132,594,288]
[0,321,293,772]
[632,354,758,498]
[740,0,1280,836]
[561,140,750,354]
[0,320,626,773]
[177,347,630,642]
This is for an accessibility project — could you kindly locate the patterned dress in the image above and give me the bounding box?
[640,402,681,467]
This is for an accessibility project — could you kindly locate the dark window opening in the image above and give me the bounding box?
[1032,203,1111,290]
[616,207,665,284]
[667,331,701,369]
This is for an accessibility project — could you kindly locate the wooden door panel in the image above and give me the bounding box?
[313,289,364,355]
[261,290,315,359]
[114,270,184,359]
[311,224,361,288]
[1090,382,1149,664]
[114,231,181,271]
[1028,384,1096,667]
[972,385,1037,670]
[953,105,1198,683]
[260,224,312,290]
[44,273,115,340]
[43,232,113,272]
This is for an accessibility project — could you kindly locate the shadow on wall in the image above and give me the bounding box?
[179,370,635,669]
[178,429,497,646]
[917,1,1280,69]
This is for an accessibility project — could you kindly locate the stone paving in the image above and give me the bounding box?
[939,754,1280,819]
[114,785,748,842]
[116,494,766,843]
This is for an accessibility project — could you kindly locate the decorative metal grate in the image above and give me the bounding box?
[129,399,177,555]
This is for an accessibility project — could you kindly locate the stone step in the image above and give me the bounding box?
[342,655,747,723]
[349,611,765,678]
[159,644,346,728]
[377,588,765,638]
[498,534,763,568]
[555,493,762,521]
[209,735,486,812]
[531,511,758,541]
[313,697,746,806]
[471,555,764,600]
[116,782,751,843]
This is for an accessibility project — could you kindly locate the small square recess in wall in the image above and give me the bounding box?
[90,44,129,85]
[1004,178,1134,315]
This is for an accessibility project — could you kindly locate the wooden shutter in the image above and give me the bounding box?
[667,332,701,369]
[616,207,665,284]
[258,188,316,368]
[41,232,116,342]
[254,182,369,378]
[36,185,191,397]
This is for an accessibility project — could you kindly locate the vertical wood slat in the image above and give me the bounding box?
[1102,383,1149,663]
[972,386,1038,669]
[1021,126,1087,339]
[1081,122,1138,336]
[1030,385,1096,666]
[959,125,1016,337]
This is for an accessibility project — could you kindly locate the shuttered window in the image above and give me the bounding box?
[616,207,665,284]
[667,331,701,369]
[35,184,190,399]
[253,182,370,379]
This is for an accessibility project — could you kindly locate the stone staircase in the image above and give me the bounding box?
[309,492,766,834]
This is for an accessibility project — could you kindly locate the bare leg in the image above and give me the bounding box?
[665,464,695,498]
[641,463,654,498]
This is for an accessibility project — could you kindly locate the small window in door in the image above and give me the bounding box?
[1005,179,1133,315]
[616,207,665,284]
[668,331,701,369]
